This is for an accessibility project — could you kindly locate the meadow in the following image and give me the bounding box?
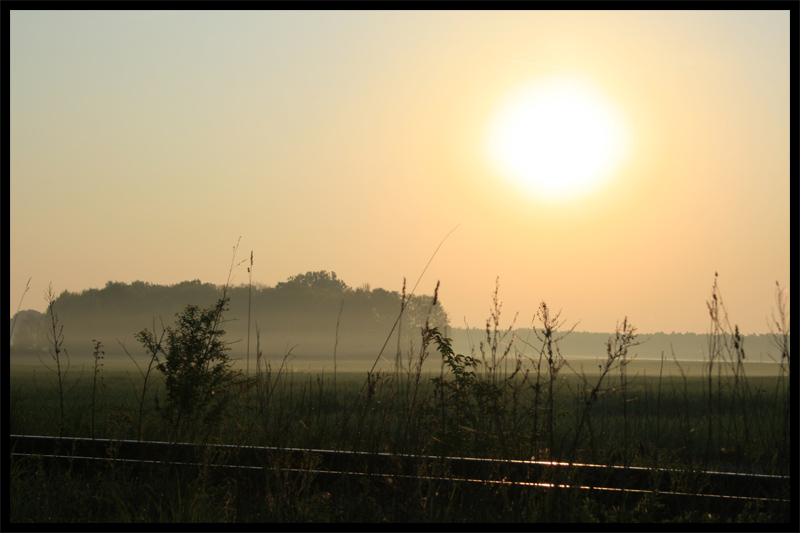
[8,277,791,523]
[9,341,790,521]
[9,364,789,474]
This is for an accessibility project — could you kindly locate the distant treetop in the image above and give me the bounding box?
[276,271,349,293]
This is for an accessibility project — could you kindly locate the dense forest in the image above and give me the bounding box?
[10,272,782,366]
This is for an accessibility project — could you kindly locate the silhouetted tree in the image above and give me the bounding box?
[277,270,348,293]
[10,309,47,351]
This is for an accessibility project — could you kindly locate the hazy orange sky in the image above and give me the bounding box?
[10,10,790,334]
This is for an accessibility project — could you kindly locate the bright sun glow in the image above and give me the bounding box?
[487,76,629,201]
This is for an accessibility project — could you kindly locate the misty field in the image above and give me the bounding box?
[9,366,790,470]
[8,272,791,523]
[9,348,790,523]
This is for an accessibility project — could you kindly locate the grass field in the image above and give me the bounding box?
[9,345,790,523]
[9,278,791,522]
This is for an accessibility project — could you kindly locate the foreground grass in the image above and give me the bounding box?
[10,358,790,523]
[9,278,790,522]
[11,451,782,523]
[9,366,789,472]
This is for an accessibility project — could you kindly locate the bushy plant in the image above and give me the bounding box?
[136,296,246,436]
[425,325,507,454]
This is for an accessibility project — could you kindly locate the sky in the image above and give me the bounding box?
[9,10,790,334]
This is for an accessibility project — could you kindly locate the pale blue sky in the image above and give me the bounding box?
[10,10,790,333]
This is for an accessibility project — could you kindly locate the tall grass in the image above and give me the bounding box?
[9,274,789,523]
[36,284,85,438]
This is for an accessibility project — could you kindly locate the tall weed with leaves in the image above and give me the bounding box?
[136,297,248,441]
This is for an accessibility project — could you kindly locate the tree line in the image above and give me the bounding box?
[9,271,450,363]
[10,272,781,365]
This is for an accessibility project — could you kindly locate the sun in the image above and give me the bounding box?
[486,75,629,201]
